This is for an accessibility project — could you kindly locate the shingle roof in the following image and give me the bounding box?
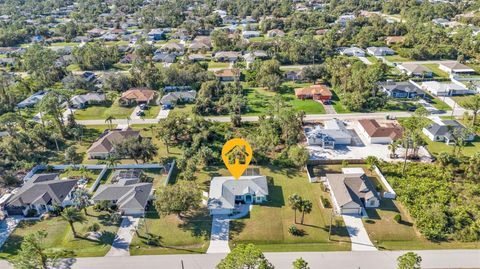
[92,181,152,211]
[6,174,78,207]
[325,172,379,208]
[87,129,140,154]
[214,68,240,78]
[121,88,156,102]
[358,119,403,139]
[208,176,269,210]
[295,85,332,97]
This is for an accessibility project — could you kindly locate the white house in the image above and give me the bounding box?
[160,90,197,106]
[398,63,433,77]
[439,61,476,75]
[304,119,352,149]
[422,119,475,144]
[207,176,268,215]
[421,81,473,96]
[357,119,403,144]
[366,46,395,56]
[340,47,365,57]
[324,168,380,215]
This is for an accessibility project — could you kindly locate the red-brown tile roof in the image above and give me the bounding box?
[358,119,403,140]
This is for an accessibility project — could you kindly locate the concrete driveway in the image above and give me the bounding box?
[206,215,230,254]
[106,216,140,257]
[342,214,377,251]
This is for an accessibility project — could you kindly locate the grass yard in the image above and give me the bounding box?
[330,89,351,114]
[195,165,351,252]
[142,105,161,118]
[169,104,194,117]
[429,95,452,111]
[0,209,120,259]
[423,64,450,79]
[451,95,477,108]
[422,134,480,157]
[208,61,230,69]
[230,166,350,252]
[244,87,325,115]
[102,168,167,189]
[384,55,413,63]
[59,168,102,188]
[67,64,82,72]
[74,100,134,120]
[363,199,479,250]
[130,207,211,255]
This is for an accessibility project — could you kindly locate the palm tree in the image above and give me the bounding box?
[61,207,86,238]
[72,189,91,216]
[78,165,88,179]
[299,199,313,224]
[388,141,399,159]
[105,115,116,130]
[288,194,302,224]
[106,154,120,168]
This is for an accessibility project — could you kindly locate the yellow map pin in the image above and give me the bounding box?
[221,138,253,179]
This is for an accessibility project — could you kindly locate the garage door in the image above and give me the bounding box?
[341,208,361,215]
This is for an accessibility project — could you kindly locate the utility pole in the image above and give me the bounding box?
[328,208,334,241]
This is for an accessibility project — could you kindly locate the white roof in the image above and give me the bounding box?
[342,167,365,175]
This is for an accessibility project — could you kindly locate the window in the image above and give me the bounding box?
[369,200,375,206]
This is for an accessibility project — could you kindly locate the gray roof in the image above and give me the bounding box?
[378,81,424,94]
[325,171,379,208]
[399,63,432,74]
[208,176,268,210]
[305,119,352,142]
[71,93,105,106]
[424,120,465,138]
[92,180,152,211]
[160,90,196,104]
[6,174,78,207]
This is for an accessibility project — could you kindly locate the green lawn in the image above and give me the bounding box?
[50,42,79,47]
[101,168,167,189]
[193,166,350,252]
[59,168,102,188]
[422,134,480,157]
[244,87,325,115]
[130,207,211,255]
[330,89,351,114]
[384,55,413,63]
[423,64,450,79]
[363,199,480,250]
[0,209,120,259]
[67,64,82,72]
[451,95,477,108]
[143,105,161,118]
[208,61,230,69]
[74,100,134,120]
[429,95,452,110]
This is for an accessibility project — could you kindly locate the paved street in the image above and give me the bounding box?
[342,214,377,251]
[1,249,477,269]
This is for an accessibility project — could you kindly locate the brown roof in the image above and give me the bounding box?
[294,85,332,97]
[358,119,403,139]
[121,88,156,102]
[385,36,405,44]
[88,129,140,154]
[214,68,240,78]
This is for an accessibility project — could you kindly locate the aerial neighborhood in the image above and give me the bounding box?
[0,0,479,269]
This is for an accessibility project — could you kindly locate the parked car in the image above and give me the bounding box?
[162,104,172,109]
[136,110,145,116]
[139,104,149,110]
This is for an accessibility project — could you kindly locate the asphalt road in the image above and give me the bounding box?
[1,249,478,269]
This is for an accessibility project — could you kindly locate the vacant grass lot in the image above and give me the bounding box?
[130,207,211,255]
[422,134,480,157]
[59,168,102,188]
[0,209,120,259]
[384,55,413,63]
[363,199,480,250]
[207,61,230,69]
[244,87,326,115]
[74,100,134,120]
[451,95,477,108]
[423,63,450,79]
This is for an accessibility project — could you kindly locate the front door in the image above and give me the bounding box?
[245,194,253,204]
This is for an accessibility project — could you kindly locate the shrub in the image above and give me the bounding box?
[321,197,331,208]
[288,225,304,236]
[88,223,101,232]
[394,214,402,223]
[146,233,162,246]
[25,208,38,217]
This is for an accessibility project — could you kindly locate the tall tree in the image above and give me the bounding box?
[288,194,302,224]
[155,181,201,218]
[61,207,86,238]
[299,199,313,224]
[397,252,422,269]
[217,244,274,269]
[12,231,50,269]
[72,188,91,216]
